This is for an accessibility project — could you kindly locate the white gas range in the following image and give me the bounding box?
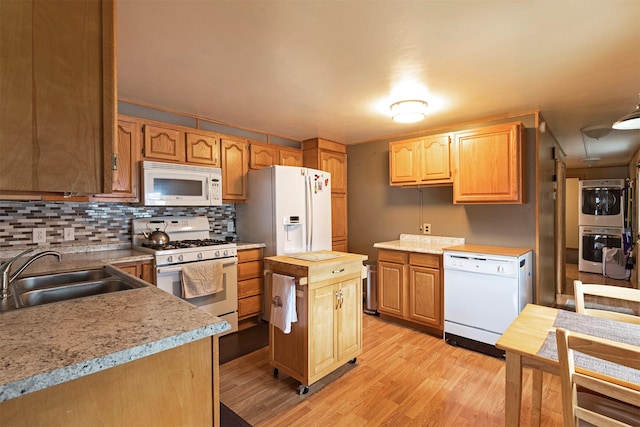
[132,216,238,335]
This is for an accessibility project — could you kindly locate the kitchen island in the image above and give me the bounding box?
[0,260,229,426]
[264,250,367,394]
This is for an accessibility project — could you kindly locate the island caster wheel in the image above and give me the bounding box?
[298,385,309,395]
[273,368,279,378]
[348,357,357,364]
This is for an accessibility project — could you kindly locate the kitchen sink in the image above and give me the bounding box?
[3,268,145,311]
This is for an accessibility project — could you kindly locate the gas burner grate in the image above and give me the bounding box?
[141,239,229,251]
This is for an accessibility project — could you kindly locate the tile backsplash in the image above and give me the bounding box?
[0,201,236,250]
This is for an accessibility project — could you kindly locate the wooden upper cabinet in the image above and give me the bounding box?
[142,124,186,162]
[389,134,451,186]
[91,115,140,202]
[221,137,249,202]
[278,147,303,167]
[320,151,347,194]
[0,0,115,193]
[186,131,220,167]
[453,122,524,204]
[249,143,278,170]
[249,142,303,169]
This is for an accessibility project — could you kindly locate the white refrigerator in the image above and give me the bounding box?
[236,165,332,257]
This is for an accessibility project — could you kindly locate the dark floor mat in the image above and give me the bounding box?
[219,321,269,365]
[221,402,252,426]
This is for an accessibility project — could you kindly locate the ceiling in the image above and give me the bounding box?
[117,0,640,170]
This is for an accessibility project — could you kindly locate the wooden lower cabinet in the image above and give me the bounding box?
[237,247,264,329]
[377,249,443,334]
[114,259,155,285]
[0,337,220,427]
[264,252,366,390]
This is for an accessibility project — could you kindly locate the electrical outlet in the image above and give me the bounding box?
[423,223,431,235]
[32,228,46,243]
[227,221,235,232]
[64,227,75,241]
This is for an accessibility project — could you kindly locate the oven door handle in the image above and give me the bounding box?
[157,258,238,274]
[157,265,183,274]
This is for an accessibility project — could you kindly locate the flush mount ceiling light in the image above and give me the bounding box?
[390,100,428,123]
[612,94,640,130]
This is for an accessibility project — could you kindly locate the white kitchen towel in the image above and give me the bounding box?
[270,273,297,334]
[180,259,224,299]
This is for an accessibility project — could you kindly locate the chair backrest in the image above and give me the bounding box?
[573,280,640,324]
[556,328,640,427]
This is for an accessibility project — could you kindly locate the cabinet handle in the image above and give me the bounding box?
[335,290,340,309]
[112,153,118,170]
[332,268,345,274]
[339,289,344,308]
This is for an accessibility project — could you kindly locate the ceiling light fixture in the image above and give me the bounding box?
[612,94,640,130]
[390,100,428,123]
[580,125,612,140]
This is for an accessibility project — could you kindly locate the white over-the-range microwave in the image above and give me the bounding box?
[141,161,222,206]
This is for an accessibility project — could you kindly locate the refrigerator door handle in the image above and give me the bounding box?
[306,175,313,251]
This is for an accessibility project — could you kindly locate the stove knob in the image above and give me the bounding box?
[167,256,173,263]
[497,265,504,273]
[197,252,203,259]
[223,249,228,256]
[178,255,184,262]
[215,250,220,257]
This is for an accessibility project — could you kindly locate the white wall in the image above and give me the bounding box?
[565,178,579,249]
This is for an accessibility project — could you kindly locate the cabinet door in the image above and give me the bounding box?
[220,138,248,202]
[143,124,185,162]
[279,147,303,167]
[309,284,338,375]
[453,122,523,203]
[249,143,278,169]
[420,135,451,182]
[320,151,347,194]
[408,265,441,328]
[377,260,405,317]
[92,116,139,201]
[0,0,115,194]
[331,193,348,244]
[389,139,420,185]
[186,132,219,166]
[337,277,361,358]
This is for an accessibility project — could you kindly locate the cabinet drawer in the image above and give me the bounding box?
[378,249,408,264]
[409,252,440,268]
[238,277,263,298]
[309,260,363,285]
[238,248,263,263]
[238,260,263,280]
[238,294,263,317]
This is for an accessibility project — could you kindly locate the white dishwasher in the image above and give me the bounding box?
[443,246,532,358]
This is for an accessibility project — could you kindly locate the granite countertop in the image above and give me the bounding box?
[373,234,466,254]
[235,242,266,250]
[0,249,230,403]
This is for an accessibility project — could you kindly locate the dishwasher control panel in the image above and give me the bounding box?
[443,252,521,277]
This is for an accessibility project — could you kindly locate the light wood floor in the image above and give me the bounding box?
[220,315,564,426]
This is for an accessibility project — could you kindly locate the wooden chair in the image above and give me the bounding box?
[556,328,640,426]
[573,280,640,324]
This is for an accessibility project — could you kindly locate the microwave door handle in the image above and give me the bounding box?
[205,178,210,201]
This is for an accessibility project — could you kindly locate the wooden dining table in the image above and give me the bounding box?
[495,303,640,426]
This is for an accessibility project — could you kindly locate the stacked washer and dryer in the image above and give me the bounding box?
[578,179,629,278]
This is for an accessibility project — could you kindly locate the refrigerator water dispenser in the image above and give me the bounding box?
[283,216,303,253]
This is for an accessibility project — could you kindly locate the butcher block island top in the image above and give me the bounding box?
[264,250,368,289]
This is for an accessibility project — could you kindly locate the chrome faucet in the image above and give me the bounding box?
[1,249,62,299]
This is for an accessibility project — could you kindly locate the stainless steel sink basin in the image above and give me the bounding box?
[11,269,112,291]
[3,268,145,311]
